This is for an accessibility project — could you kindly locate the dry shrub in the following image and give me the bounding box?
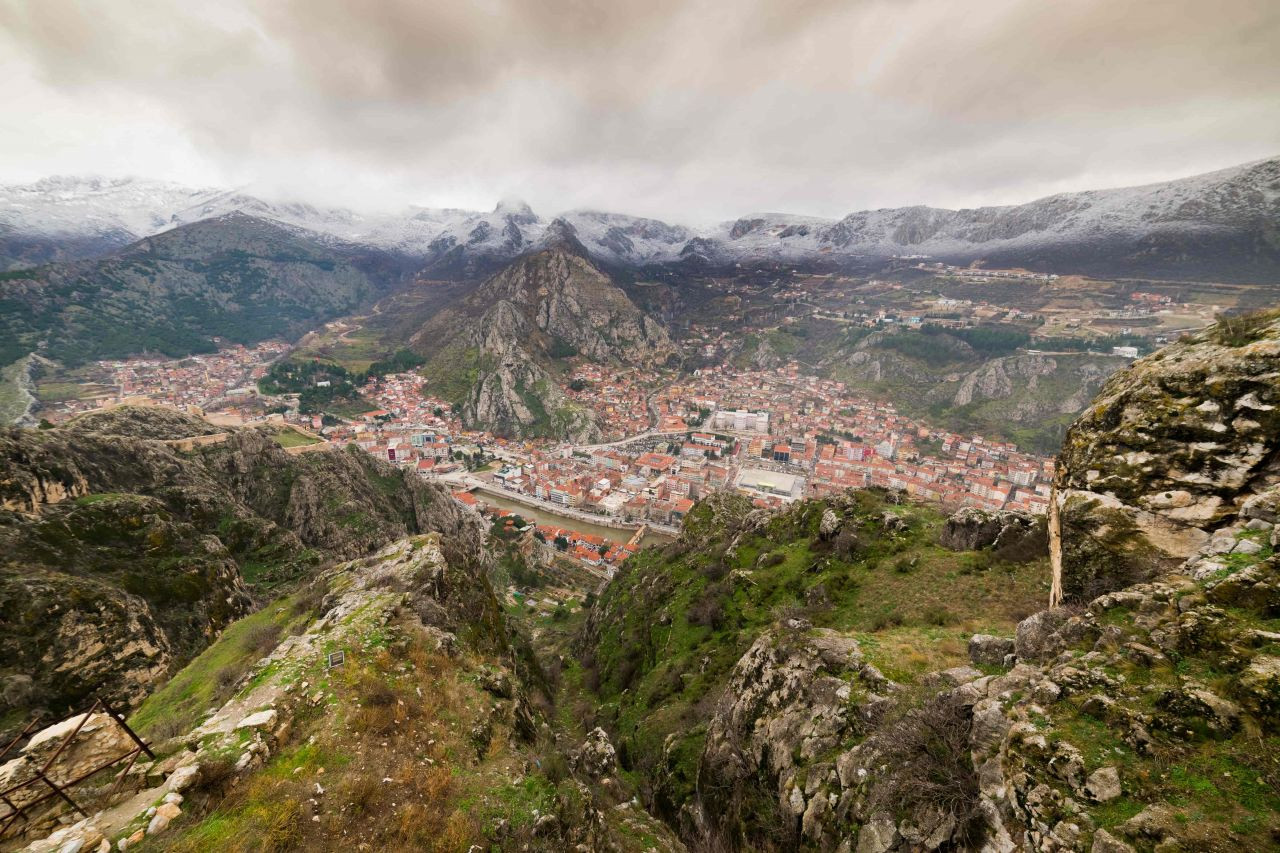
[146,714,189,743]
[1212,307,1280,347]
[920,605,954,627]
[392,804,476,852]
[254,796,304,852]
[330,761,471,852]
[689,582,729,629]
[338,772,384,817]
[407,644,456,681]
[291,580,328,618]
[363,679,397,707]
[869,691,984,847]
[188,755,237,803]
[244,623,282,657]
[350,674,420,736]
[216,665,242,691]
[351,702,399,736]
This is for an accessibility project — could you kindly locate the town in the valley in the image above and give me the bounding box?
[31,266,1233,580]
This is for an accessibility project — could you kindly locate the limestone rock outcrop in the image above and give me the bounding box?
[1055,310,1280,600]
[939,506,1047,561]
[692,622,891,849]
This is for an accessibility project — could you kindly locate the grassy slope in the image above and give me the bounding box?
[0,356,33,424]
[129,589,316,739]
[291,326,391,374]
[270,428,321,449]
[126,558,675,853]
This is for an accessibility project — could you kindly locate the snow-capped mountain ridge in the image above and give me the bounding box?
[3,155,1277,279]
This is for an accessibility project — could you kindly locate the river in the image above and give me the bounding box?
[471,488,674,549]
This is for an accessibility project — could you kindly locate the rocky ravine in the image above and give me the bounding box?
[0,406,481,733]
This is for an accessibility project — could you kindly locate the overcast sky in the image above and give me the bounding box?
[1,0,1277,222]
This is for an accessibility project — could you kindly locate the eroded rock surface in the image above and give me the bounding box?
[1055,310,1280,600]
[0,407,483,732]
[939,506,1048,561]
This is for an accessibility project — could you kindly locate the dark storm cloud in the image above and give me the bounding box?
[0,0,1277,219]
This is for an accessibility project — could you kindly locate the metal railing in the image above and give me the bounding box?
[0,697,153,839]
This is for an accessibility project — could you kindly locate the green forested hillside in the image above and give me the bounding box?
[0,214,386,371]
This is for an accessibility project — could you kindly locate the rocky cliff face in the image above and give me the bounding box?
[830,332,1122,454]
[680,555,1279,852]
[0,493,252,724]
[0,407,483,731]
[1055,309,1280,601]
[692,623,893,848]
[415,243,672,441]
[949,355,1112,418]
[938,506,1047,561]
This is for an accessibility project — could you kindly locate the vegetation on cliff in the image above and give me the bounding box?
[19,536,681,852]
[574,491,1047,834]
[556,310,1280,851]
[0,407,480,733]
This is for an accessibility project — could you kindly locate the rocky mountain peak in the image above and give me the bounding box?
[412,243,671,440]
[540,216,588,256]
[6,157,1280,280]
[492,196,538,224]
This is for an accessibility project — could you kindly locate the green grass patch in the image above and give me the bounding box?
[129,591,313,738]
[72,492,129,506]
[270,427,321,448]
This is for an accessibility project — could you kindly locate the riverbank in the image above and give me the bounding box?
[471,487,676,549]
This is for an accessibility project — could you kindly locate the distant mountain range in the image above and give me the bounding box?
[3,157,1278,281]
[0,213,391,371]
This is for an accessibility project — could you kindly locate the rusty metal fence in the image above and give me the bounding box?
[0,697,153,839]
